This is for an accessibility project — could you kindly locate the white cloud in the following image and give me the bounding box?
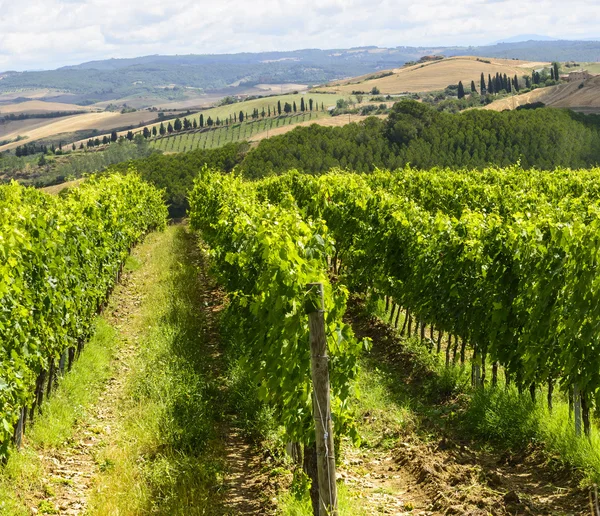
[0,0,597,70]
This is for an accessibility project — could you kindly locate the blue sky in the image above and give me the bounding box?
[0,0,598,71]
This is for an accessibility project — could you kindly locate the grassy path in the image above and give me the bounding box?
[0,224,267,515]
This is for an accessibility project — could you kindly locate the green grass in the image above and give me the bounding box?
[278,482,370,515]
[0,313,121,514]
[187,92,345,127]
[87,225,223,515]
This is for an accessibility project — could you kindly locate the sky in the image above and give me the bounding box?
[0,0,599,71]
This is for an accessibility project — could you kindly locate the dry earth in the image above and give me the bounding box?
[343,300,592,515]
[0,101,94,114]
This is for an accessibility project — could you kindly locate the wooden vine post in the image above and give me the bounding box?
[306,282,338,516]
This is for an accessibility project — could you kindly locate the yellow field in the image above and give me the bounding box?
[316,56,549,94]
[0,100,94,114]
[0,110,172,151]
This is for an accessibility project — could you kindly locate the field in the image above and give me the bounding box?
[0,110,181,152]
[147,110,377,153]
[485,74,600,113]
[0,100,94,114]
[149,112,328,152]
[316,56,548,94]
[70,92,347,150]
[4,101,600,515]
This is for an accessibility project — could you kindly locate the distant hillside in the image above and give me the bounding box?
[485,74,600,114]
[317,56,546,94]
[443,40,600,62]
[0,41,598,106]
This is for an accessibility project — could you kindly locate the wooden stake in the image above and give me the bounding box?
[13,407,25,449]
[400,310,409,335]
[574,383,582,437]
[306,283,338,516]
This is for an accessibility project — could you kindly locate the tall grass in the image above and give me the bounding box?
[88,225,222,515]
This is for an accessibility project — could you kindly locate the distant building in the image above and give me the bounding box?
[419,55,444,62]
[561,70,592,82]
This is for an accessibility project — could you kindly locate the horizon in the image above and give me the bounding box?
[1,0,599,72]
[3,37,600,74]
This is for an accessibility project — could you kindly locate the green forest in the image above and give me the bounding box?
[241,101,600,177]
[109,101,600,217]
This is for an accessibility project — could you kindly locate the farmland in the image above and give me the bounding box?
[485,73,600,113]
[148,110,345,152]
[316,56,548,94]
[3,45,600,515]
[0,110,182,152]
[68,92,346,150]
[2,162,598,514]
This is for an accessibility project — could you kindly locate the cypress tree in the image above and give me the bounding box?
[111,130,118,142]
[471,80,477,93]
[480,73,486,93]
[268,106,271,117]
[488,75,494,94]
[300,98,305,111]
[277,101,282,115]
[152,126,157,136]
[239,110,244,122]
[193,119,198,129]
[554,62,560,81]
[457,81,465,99]
[199,114,204,128]
[550,68,555,80]
[513,74,520,92]
[159,123,166,135]
[309,98,314,111]
[321,102,324,111]
[293,101,297,113]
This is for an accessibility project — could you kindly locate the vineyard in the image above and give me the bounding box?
[0,174,167,457]
[2,164,600,514]
[149,112,327,152]
[252,166,600,436]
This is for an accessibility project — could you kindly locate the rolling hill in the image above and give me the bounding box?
[0,41,598,110]
[485,74,600,114]
[316,56,547,95]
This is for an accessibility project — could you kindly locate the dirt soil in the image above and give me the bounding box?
[343,299,591,516]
